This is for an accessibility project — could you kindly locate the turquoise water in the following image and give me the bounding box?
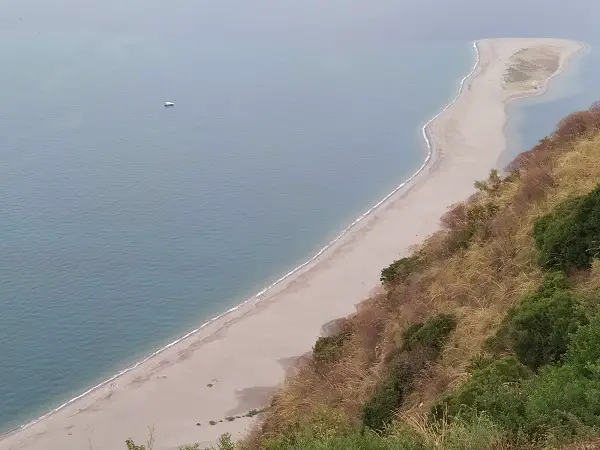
[0,1,476,432]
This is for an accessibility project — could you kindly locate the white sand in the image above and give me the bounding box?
[0,38,584,450]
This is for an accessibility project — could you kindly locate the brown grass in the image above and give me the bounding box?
[243,105,600,449]
[562,440,600,450]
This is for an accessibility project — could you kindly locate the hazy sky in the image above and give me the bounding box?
[0,0,597,42]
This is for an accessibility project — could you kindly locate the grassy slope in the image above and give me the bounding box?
[230,105,600,450]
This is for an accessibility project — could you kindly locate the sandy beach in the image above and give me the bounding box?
[0,38,584,450]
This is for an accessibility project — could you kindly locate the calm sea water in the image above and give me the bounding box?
[1,0,599,433]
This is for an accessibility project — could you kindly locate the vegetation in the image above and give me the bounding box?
[362,358,417,432]
[129,105,600,449]
[430,356,532,434]
[534,184,600,271]
[312,325,351,364]
[401,314,457,353]
[381,255,423,285]
[487,272,587,370]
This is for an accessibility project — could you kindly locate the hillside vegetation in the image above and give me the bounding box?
[129,104,600,450]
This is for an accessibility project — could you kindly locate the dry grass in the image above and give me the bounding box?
[244,106,600,449]
[562,440,600,450]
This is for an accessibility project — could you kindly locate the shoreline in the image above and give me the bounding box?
[422,41,481,165]
[1,41,484,441]
[0,38,585,450]
[499,40,589,166]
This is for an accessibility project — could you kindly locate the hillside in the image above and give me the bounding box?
[127,105,600,450]
[235,104,600,450]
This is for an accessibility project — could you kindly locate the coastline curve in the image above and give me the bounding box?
[2,40,484,439]
[6,38,584,443]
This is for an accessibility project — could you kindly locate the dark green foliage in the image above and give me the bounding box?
[517,313,600,440]
[430,357,531,433]
[523,363,600,440]
[509,290,585,370]
[312,329,351,364]
[518,313,600,441]
[533,184,600,271]
[565,311,600,373]
[362,359,419,432]
[488,273,586,370]
[362,314,456,432]
[380,255,423,285]
[401,314,457,353]
[430,312,600,445]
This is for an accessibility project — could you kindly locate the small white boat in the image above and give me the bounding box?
[164,101,175,107]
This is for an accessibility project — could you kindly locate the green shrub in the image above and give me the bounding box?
[380,255,423,285]
[510,290,585,370]
[362,315,456,432]
[518,313,600,443]
[523,363,600,442]
[533,184,600,271]
[488,273,586,370]
[510,313,600,443]
[401,314,457,354]
[362,359,419,432]
[260,406,424,450]
[435,315,600,444]
[437,412,507,450]
[565,311,600,374]
[430,357,531,433]
[312,329,351,364]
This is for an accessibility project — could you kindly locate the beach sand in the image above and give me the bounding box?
[0,38,584,450]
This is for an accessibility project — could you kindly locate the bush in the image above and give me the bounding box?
[518,313,600,442]
[515,313,600,443]
[533,184,600,271]
[565,311,600,375]
[524,363,600,442]
[260,406,424,450]
[488,273,586,370]
[361,315,456,432]
[509,289,585,370]
[402,314,457,354]
[362,359,417,432]
[312,329,351,364]
[380,255,422,285]
[437,412,507,450]
[440,201,499,253]
[430,357,531,433]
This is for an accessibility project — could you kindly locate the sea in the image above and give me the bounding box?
[1,0,600,434]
